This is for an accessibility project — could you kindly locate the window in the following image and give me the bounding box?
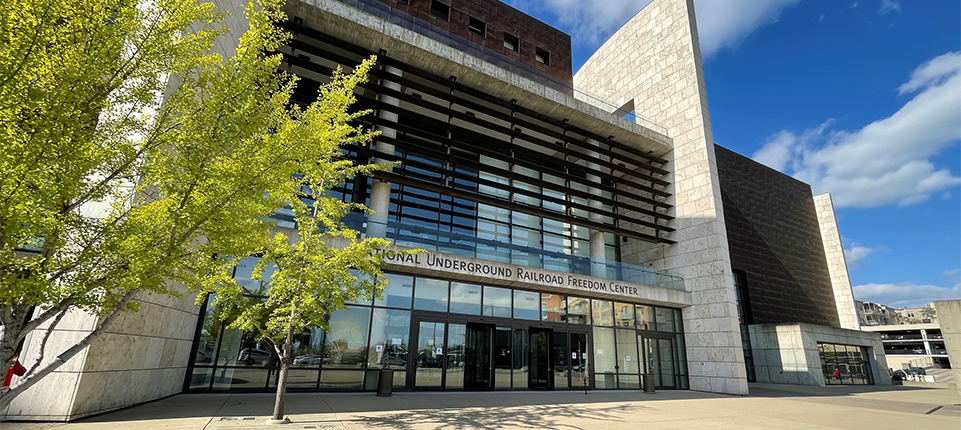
[468,17,486,37]
[504,33,519,52]
[535,48,550,65]
[430,1,450,21]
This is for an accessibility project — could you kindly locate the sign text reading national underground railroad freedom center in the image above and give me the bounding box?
[380,251,641,297]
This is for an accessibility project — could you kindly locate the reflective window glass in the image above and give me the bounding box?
[450,282,482,315]
[592,300,613,327]
[614,303,635,328]
[655,307,674,332]
[513,290,540,320]
[636,305,654,331]
[593,327,616,388]
[541,293,566,322]
[367,309,410,369]
[483,286,512,318]
[375,273,414,308]
[567,297,590,324]
[290,328,326,368]
[413,277,449,312]
[322,306,371,369]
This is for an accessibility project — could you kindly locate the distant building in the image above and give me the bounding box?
[856,301,900,326]
[894,305,938,325]
[861,323,950,370]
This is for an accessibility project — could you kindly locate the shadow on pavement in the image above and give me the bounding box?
[352,403,642,430]
[746,382,947,398]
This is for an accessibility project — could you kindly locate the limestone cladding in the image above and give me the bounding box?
[574,0,746,395]
[747,323,890,386]
[932,300,961,397]
[813,194,860,330]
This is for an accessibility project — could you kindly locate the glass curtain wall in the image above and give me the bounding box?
[187,267,688,392]
[819,342,873,385]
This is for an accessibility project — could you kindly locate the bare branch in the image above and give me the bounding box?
[23,308,67,378]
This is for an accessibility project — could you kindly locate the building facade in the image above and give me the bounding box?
[3,0,889,422]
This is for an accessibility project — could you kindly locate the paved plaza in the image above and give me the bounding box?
[4,383,959,430]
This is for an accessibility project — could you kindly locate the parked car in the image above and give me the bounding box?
[379,352,407,367]
[238,348,273,366]
[907,367,926,376]
[195,350,213,363]
[292,354,328,366]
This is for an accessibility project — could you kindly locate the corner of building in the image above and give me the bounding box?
[575,0,747,396]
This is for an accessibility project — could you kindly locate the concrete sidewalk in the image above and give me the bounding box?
[4,384,959,430]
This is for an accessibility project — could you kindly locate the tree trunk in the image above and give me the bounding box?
[270,323,296,423]
[0,290,137,410]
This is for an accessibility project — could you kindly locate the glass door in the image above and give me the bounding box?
[493,327,512,390]
[529,329,552,390]
[412,321,445,389]
[552,331,569,390]
[642,335,677,389]
[465,324,493,390]
[446,323,467,390]
[570,332,590,389]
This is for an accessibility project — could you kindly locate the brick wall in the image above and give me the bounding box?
[374,0,572,85]
[715,145,841,328]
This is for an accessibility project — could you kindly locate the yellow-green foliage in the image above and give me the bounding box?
[0,0,394,346]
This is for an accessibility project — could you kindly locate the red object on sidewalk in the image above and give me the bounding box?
[3,360,26,387]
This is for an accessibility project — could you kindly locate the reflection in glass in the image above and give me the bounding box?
[212,368,269,390]
[655,307,674,332]
[513,290,540,320]
[218,330,274,367]
[375,273,414,308]
[319,370,364,389]
[616,328,639,374]
[284,369,320,388]
[567,297,590,324]
[189,367,213,390]
[592,300,613,327]
[541,294,567,322]
[636,305,654,331]
[447,324,467,389]
[290,328,325,368]
[483,286,512,318]
[195,296,220,365]
[593,327,616,388]
[494,328,512,389]
[322,307,371,369]
[552,331,569,390]
[414,278,449,312]
[570,332,589,388]
[233,257,275,294]
[449,282,482,315]
[614,303,635,328]
[415,321,445,388]
[367,309,410,369]
[659,339,675,387]
[512,328,529,389]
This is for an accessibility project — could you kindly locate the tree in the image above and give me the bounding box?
[206,178,418,423]
[0,0,377,409]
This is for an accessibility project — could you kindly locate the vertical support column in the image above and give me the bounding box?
[585,138,607,277]
[366,65,403,238]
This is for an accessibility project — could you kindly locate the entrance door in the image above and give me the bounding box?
[570,332,590,389]
[529,329,552,390]
[465,324,493,390]
[642,335,676,389]
[551,331,569,390]
[412,321,445,389]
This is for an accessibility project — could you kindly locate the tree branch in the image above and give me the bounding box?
[0,289,138,410]
[23,308,67,378]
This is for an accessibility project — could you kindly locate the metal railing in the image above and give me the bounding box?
[340,212,685,291]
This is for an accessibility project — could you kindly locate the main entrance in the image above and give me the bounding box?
[408,314,590,391]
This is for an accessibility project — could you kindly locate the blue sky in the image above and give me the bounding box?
[507,0,961,308]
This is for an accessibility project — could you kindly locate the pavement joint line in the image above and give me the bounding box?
[925,405,944,414]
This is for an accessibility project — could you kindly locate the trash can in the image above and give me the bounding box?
[376,368,394,397]
[643,374,655,393]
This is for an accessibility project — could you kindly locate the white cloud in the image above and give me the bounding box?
[509,0,800,60]
[752,51,961,208]
[693,0,801,58]
[854,282,959,307]
[879,0,901,15]
[898,52,961,95]
[844,244,875,268]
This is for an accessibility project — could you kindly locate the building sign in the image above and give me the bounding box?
[379,250,648,299]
